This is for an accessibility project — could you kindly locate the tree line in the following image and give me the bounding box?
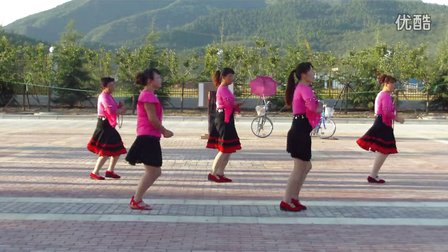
[1,22,447,111]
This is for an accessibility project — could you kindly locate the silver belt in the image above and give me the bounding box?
[293,114,306,119]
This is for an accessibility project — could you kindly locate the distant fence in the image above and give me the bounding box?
[0,81,436,112]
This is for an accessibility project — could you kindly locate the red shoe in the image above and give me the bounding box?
[217,175,232,183]
[208,173,223,183]
[90,172,105,180]
[279,201,302,212]
[368,176,386,184]
[291,198,307,210]
[105,171,121,179]
[129,196,152,210]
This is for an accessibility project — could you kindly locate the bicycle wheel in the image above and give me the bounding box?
[251,116,273,138]
[318,118,336,139]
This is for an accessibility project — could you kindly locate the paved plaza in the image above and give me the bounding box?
[0,115,447,252]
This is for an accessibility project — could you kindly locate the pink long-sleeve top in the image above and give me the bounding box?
[216,85,239,123]
[375,91,396,127]
[292,83,320,128]
[97,92,121,127]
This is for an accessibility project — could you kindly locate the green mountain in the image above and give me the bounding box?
[5,0,448,53]
[0,28,45,46]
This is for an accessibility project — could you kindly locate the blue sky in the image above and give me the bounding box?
[1,0,447,26]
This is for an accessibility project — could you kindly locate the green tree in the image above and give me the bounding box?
[0,35,18,105]
[86,47,115,87]
[429,39,448,111]
[22,43,53,85]
[116,31,175,107]
[335,44,383,110]
[52,21,93,107]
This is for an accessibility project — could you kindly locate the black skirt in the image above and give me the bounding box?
[287,115,313,161]
[87,118,127,157]
[206,111,242,153]
[357,116,398,154]
[126,135,163,167]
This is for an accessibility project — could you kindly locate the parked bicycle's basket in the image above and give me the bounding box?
[324,106,335,117]
[256,105,266,116]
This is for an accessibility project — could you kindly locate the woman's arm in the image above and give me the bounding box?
[102,95,118,116]
[144,103,173,137]
[302,86,320,113]
[220,91,236,123]
[144,103,164,131]
[381,94,396,120]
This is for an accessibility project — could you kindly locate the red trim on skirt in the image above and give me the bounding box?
[356,138,398,155]
[206,135,241,153]
[207,136,242,144]
[359,135,397,145]
[88,139,126,148]
[87,142,127,157]
[87,138,127,157]
[206,142,242,153]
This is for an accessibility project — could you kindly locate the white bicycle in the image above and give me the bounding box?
[251,99,274,138]
[312,104,336,139]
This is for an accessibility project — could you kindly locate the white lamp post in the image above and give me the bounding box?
[47,46,55,112]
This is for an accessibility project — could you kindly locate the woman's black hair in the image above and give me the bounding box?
[285,62,314,106]
[212,67,235,87]
[100,77,115,88]
[135,68,161,86]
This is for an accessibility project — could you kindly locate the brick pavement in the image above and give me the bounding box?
[0,118,447,251]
